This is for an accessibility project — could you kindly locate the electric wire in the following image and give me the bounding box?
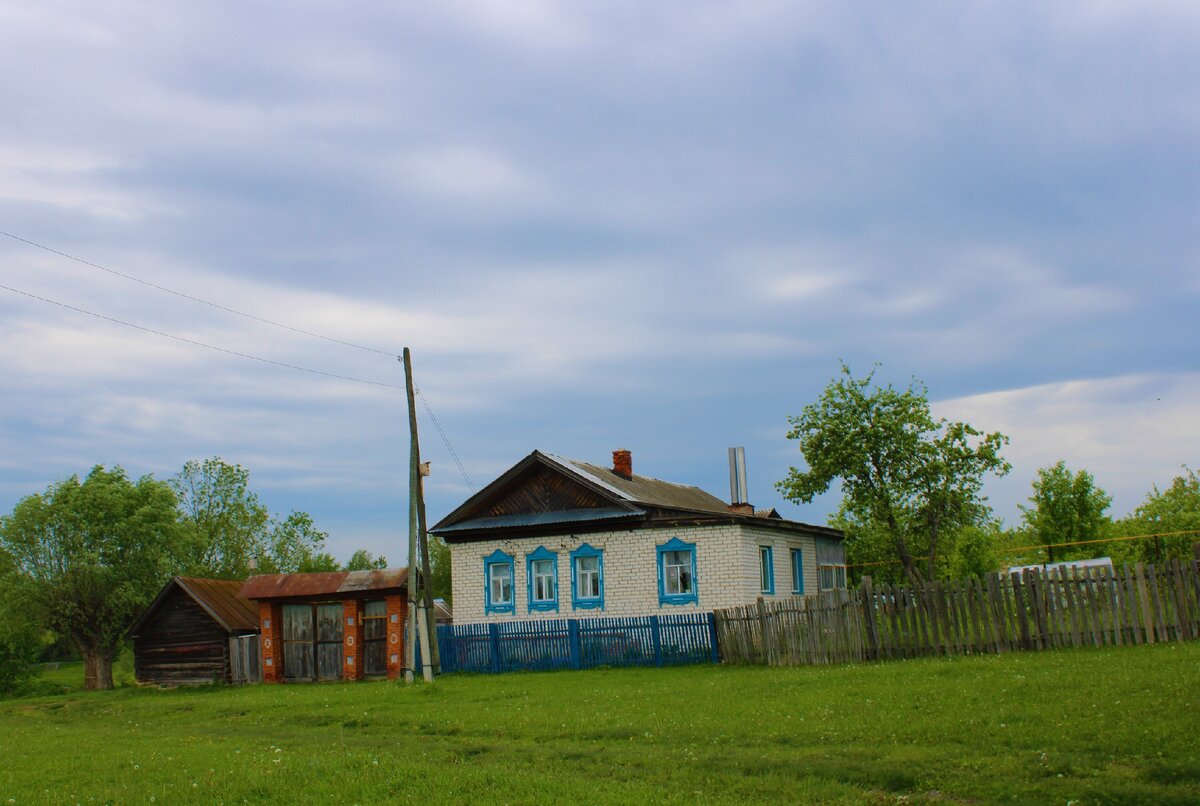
[0,282,406,390]
[0,229,395,356]
[415,385,476,492]
[2,230,477,490]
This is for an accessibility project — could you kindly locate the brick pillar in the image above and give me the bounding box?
[342,599,363,682]
[385,594,407,680]
[259,602,283,683]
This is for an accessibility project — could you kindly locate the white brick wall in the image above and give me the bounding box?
[449,524,825,623]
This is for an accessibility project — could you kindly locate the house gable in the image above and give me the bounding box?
[482,462,615,517]
[433,451,645,540]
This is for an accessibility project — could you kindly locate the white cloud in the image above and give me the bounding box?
[934,372,1200,522]
[387,144,545,204]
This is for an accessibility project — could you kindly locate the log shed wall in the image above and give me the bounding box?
[133,585,231,686]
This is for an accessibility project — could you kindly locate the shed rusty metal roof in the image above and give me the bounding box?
[433,598,453,623]
[176,577,260,632]
[238,568,410,601]
[129,576,259,637]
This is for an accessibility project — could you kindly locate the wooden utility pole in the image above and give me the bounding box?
[417,461,442,674]
[401,348,435,683]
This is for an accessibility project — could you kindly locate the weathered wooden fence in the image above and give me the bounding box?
[436,613,718,674]
[714,559,1200,666]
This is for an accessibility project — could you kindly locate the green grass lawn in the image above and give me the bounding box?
[3,643,1198,805]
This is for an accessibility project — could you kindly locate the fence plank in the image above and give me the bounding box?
[985,573,1008,653]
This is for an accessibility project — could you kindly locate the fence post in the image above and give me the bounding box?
[707,612,720,664]
[757,596,770,665]
[861,576,879,661]
[488,622,501,674]
[650,615,663,666]
[568,619,582,669]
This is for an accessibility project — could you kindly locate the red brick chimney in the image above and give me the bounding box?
[727,502,755,515]
[612,449,632,479]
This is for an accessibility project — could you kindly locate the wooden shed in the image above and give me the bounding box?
[240,569,413,683]
[129,576,260,686]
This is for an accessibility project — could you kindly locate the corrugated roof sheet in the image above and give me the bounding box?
[433,598,453,623]
[238,568,409,601]
[545,454,733,514]
[174,577,260,632]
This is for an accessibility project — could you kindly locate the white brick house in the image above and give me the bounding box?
[430,450,846,623]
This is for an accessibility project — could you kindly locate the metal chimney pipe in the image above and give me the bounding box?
[728,447,748,505]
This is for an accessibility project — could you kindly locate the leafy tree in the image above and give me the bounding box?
[429,537,452,603]
[345,549,388,571]
[171,458,335,577]
[262,510,334,573]
[1020,461,1111,563]
[171,458,268,578]
[0,466,183,690]
[948,521,1004,579]
[0,547,42,694]
[778,364,1010,581]
[1113,467,1200,563]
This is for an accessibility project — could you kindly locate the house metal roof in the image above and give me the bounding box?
[432,507,642,534]
[431,450,843,541]
[542,453,734,514]
[239,568,410,601]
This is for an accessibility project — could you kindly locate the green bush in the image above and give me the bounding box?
[0,620,41,694]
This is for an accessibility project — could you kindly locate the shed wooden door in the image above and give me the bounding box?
[282,603,344,681]
[282,604,314,681]
[316,604,344,681]
[363,600,387,676]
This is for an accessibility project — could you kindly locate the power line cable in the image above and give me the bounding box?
[2,230,477,490]
[0,282,406,390]
[0,229,395,356]
[415,384,476,492]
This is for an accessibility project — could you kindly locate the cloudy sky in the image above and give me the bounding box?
[1,2,1197,562]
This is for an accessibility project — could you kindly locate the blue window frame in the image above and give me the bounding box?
[483,549,515,615]
[656,537,698,606]
[525,546,559,613]
[570,543,605,611]
[790,548,804,594]
[759,546,775,594]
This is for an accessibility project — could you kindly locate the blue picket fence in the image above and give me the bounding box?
[435,612,718,674]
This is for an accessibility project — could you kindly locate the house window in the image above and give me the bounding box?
[759,546,775,594]
[570,543,604,610]
[790,548,805,594]
[525,546,559,613]
[819,564,847,590]
[657,537,698,606]
[363,600,387,676]
[816,536,847,591]
[484,549,515,614]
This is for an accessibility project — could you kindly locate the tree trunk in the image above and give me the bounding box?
[82,644,115,690]
[885,512,921,583]
[926,519,940,582]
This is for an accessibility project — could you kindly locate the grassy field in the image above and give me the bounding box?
[2,643,1198,804]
